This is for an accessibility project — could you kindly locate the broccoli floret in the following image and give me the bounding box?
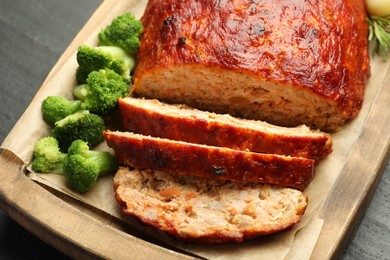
[98,12,143,55]
[31,137,66,173]
[73,68,129,116]
[31,138,117,193]
[63,140,117,193]
[41,96,81,125]
[51,110,105,151]
[76,44,135,84]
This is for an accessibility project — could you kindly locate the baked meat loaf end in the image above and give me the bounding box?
[114,167,308,243]
[119,97,332,161]
[104,131,315,190]
[132,0,370,131]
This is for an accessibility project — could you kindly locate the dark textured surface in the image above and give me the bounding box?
[0,0,101,258]
[0,0,389,259]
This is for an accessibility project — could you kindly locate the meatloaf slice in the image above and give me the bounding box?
[132,0,370,131]
[104,131,315,190]
[114,167,308,243]
[119,97,332,161]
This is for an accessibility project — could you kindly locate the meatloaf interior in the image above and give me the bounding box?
[133,65,343,131]
[114,167,308,243]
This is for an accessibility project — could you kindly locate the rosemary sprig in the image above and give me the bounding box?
[366,14,390,59]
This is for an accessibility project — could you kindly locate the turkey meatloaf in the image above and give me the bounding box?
[104,131,315,190]
[132,0,370,131]
[114,167,308,243]
[119,97,332,161]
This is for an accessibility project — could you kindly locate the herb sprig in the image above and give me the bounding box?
[366,14,390,59]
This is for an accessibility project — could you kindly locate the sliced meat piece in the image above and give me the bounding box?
[114,167,308,243]
[132,0,370,131]
[119,97,332,162]
[104,131,315,190]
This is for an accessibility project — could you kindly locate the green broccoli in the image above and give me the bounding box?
[76,44,135,84]
[63,140,117,193]
[73,68,129,116]
[98,12,143,55]
[51,110,105,151]
[31,137,66,173]
[41,96,82,125]
[31,139,117,193]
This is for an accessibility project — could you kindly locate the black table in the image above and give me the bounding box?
[1,0,389,259]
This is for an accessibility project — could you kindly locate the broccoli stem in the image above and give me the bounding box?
[31,156,65,174]
[47,164,64,174]
[82,150,118,176]
[50,153,67,173]
[73,84,90,101]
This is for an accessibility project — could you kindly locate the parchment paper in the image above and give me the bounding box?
[2,0,390,259]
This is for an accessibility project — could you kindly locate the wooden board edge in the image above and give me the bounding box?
[0,149,197,260]
[311,67,390,259]
[2,0,389,257]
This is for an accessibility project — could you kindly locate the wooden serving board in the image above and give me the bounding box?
[1,0,390,259]
[312,69,390,258]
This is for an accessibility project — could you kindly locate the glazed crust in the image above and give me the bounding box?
[114,167,308,243]
[132,0,370,131]
[119,97,332,161]
[104,131,315,190]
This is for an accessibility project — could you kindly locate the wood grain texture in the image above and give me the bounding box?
[344,161,390,259]
[311,68,390,259]
[0,149,194,259]
[0,0,390,259]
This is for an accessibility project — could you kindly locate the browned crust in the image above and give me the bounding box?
[119,97,333,161]
[104,131,315,190]
[132,0,370,131]
[113,167,308,243]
